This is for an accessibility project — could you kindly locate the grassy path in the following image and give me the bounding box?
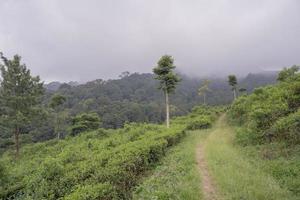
[133,115,297,200]
[201,115,296,200]
[196,144,218,200]
[132,129,209,200]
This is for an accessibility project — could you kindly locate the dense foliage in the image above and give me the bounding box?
[229,68,300,145]
[70,113,101,136]
[43,72,276,130]
[228,66,300,196]
[0,106,219,199]
[173,105,223,131]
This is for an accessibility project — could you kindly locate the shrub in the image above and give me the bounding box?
[70,113,101,136]
[271,110,300,144]
[186,116,212,130]
[0,124,185,199]
[64,183,116,200]
[229,72,300,145]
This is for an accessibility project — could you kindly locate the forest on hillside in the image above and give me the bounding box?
[0,54,277,153]
[43,71,276,129]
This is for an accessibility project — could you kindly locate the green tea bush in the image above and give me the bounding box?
[186,116,212,130]
[173,105,220,130]
[70,113,101,136]
[271,109,300,144]
[0,123,185,199]
[64,183,116,200]
[0,106,219,199]
[229,71,300,145]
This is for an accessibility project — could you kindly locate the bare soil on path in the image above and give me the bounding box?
[196,144,218,200]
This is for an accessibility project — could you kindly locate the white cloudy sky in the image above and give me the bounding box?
[0,0,299,82]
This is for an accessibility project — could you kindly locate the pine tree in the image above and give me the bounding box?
[153,55,180,128]
[0,53,44,157]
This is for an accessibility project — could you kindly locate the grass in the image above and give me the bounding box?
[240,139,300,197]
[204,116,297,200]
[132,129,209,200]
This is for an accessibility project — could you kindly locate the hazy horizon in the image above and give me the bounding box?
[1,0,299,82]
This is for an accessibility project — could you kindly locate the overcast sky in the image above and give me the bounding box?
[0,0,299,82]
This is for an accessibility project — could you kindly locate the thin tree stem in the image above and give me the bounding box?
[165,91,170,128]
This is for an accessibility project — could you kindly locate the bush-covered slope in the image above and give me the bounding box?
[228,68,300,196]
[229,72,300,145]
[0,124,184,199]
[0,106,219,200]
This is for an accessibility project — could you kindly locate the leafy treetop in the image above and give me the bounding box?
[153,55,180,93]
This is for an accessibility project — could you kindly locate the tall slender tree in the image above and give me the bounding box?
[198,79,211,105]
[153,55,180,128]
[0,53,44,157]
[228,75,238,100]
[49,94,67,139]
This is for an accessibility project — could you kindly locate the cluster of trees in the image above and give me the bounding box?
[0,53,102,155]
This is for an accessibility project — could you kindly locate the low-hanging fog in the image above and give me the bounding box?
[0,0,299,82]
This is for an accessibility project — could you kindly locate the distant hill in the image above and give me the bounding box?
[44,72,278,129]
[240,71,278,92]
[45,81,80,91]
[44,81,62,91]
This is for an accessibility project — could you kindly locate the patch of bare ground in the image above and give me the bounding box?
[196,145,218,200]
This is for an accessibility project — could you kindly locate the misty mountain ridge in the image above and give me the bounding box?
[45,81,80,91]
[44,71,278,92]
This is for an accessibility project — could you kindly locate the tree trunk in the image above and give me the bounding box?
[233,88,236,100]
[165,91,170,128]
[203,93,206,105]
[56,113,60,139]
[15,127,20,158]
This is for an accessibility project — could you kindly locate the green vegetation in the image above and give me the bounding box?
[133,130,209,200]
[0,106,219,199]
[132,114,298,200]
[0,123,184,199]
[70,112,101,136]
[228,66,300,197]
[229,66,300,145]
[204,116,296,200]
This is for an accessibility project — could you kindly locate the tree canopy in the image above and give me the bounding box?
[153,55,180,93]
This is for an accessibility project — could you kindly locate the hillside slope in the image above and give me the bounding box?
[0,106,218,199]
